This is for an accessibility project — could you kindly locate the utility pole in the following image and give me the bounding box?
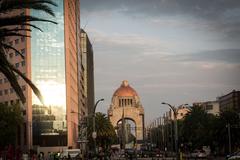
[227,123,231,154]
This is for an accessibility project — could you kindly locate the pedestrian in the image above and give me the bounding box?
[15,147,21,160]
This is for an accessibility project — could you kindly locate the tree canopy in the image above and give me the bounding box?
[0,103,23,147]
[88,112,117,150]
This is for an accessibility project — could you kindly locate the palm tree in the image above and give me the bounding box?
[88,112,117,150]
[0,0,57,104]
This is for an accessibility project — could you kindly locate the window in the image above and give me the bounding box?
[15,63,19,68]
[21,37,25,42]
[10,100,14,105]
[15,39,19,44]
[0,90,2,96]
[21,49,25,55]
[4,78,8,83]
[9,53,13,58]
[21,61,25,67]
[10,88,14,94]
[206,105,213,110]
[4,89,8,95]
[15,50,19,56]
[21,25,24,29]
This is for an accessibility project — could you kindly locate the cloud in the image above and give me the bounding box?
[81,0,240,19]
[174,49,240,64]
[81,0,240,40]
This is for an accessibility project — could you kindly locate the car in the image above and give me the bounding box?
[227,151,240,160]
[60,149,81,159]
[125,148,137,158]
[190,150,207,158]
[118,149,125,158]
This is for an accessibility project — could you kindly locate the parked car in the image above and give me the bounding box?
[227,151,240,160]
[190,150,207,158]
[125,148,137,158]
[60,149,81,159]
[118,149,125,158]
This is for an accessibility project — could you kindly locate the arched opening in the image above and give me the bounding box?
[116,118,136,149]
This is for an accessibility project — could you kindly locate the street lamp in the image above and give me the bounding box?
[162,102,178,156]
[92,98,104,156]
[161,102,188,159]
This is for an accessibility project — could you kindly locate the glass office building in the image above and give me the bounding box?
[31,0,81,150]
[31,0,67,147]
[0,0,81,151]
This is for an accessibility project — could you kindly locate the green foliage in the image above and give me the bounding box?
[179,106,240,153]
[0,103,23,147]
[88,112,117,150]
[0,0,57,104]
[181,106,212,149]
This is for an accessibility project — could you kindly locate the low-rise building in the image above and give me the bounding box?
[193,101,220,115]
[218,90,240,113]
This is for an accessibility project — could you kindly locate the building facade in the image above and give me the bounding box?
[193,101,220,115]
[0,0,82,152]
[80,29,95,116]
[79,29,95,154]
[219,90,240,113]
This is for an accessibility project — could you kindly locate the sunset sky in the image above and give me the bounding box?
[80,0,240,123]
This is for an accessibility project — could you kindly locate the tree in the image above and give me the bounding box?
[0,103,23,147]
[180,106,217,150]
[0,0,57,104]
[214,109,240,154]
[88,112,117,150]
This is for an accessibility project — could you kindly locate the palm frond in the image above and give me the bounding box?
[0,0,57,16]
[10,66,44,105]
[0,47,26,103]
[0,46,44,104]
[0,32,30,39]
[0,15,57,28]
[1,42,25,59]
[21,23,43,32]
[0,0,56,104]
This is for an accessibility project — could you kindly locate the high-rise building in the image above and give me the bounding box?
[219,90,240,113]
[80,29,95,115]
[0,0,82,153]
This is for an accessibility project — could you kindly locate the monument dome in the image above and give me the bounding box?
[108,80,145,147]
[113,80,138,97]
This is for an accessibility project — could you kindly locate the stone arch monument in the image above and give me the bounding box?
[108,80,145,145]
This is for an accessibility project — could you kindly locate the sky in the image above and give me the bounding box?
[80,0,240,123]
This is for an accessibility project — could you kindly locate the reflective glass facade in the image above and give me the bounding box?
[31,0,67,146]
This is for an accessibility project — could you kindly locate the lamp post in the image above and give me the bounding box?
[161,102,188,159]
[92,98,104,156]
